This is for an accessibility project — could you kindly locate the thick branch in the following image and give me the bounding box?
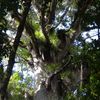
[40,10,50,44]
[71,0,93,42]
[12,12,40,57]
[48,0,57,24]
[47,56,72,90]
[53,56,72,76]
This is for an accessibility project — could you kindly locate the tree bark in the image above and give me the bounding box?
[34,75,65,100]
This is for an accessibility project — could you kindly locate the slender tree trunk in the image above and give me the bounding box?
[80,62,83,89]
[0,1,31,99]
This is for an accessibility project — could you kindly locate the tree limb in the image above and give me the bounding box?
[48,0,57,25]
[12,12,41,57]
[55,6,69,29]
[71,0,93,43]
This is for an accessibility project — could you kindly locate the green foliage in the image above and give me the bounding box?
[35,30,45,40]
[64,34,100,99]
[49,33,59,47]
[8,72,34,100]
[17,47,31,63]
[31,21,40,31]
[90,73,100,98]
[0,0,19,18]
[0,0,20,61]
[82,0,100,29]
[8,72,22,94]
[0,21,11,61]
[46,63,60,73]
[64,92,76,100]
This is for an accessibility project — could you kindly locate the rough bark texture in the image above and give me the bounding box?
[34,75,65,100]
[34,87,61,100]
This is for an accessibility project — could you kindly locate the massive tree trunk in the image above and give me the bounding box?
[34,75,65,100]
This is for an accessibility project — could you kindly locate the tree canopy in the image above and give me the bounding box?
[0,0,100,100]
